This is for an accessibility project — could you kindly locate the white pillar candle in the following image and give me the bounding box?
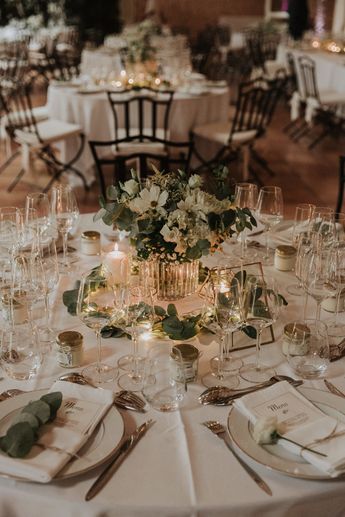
[104,244,129,284]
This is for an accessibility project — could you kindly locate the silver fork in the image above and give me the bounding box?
[202,420,272,496]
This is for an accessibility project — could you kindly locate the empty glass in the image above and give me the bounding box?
[234,183,258,260]
[256,186,284,263]
[0,323,42,380]
[142,342,186,412]
[291,203,315,246]
[286,320,329,379]
[25,192,51,239]
[51,185,79,272]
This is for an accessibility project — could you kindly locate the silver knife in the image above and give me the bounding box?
[324,379,345,398]
[85,419,155,501]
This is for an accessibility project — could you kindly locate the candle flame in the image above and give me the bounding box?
[114,243,119,252]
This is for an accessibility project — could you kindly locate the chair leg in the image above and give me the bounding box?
[0,149,20,176]
[7,168,25,192]
[250,148,275,177]
[242,146,249,181]
[308,128,329,150]
[336,156,345,214]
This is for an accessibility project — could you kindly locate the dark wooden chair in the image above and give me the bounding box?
[336,155,345,215]
[89,137,193,200]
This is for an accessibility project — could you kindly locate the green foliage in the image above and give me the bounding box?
[0,392,62,458]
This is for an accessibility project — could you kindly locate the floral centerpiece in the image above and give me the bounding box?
[122,20,161,76]
[95,168,256,299]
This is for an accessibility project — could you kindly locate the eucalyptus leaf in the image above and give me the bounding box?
[0,423,35,458]
[242,325,257,339]
[40,392,63,420]
[22,400,51,425]
[12,412,40,433]
[167,304,177,317]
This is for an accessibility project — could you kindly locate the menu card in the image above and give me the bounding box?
[234,381,345,477]
[0,381,114,483]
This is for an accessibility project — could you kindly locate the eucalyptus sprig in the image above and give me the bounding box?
[0,392,63,458]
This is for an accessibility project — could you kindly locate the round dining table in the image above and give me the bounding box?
[47,85,230,186]
[1,214,345,517]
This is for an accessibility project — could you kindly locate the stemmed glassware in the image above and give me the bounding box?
[25,192,51,239]
[117,285,156,391]
[286,232,312,296]
[240,277,280,383]
[303,247,337,322]
[77,266,118,384]
[31,240,59,351]
[255,186,284,263]
[234,183,258,260]
[327,241,345,334]
[308,207,335,248]
[291,203,315,247]
[202,275,243,388]
[51,185,79,272]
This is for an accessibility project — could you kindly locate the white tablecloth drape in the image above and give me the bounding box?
[47,87,229,186]
[1,214,345,517]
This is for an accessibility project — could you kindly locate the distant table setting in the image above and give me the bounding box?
[1,179,345,516]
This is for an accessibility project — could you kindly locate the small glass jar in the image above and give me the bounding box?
[322,290,345,312]
[282,322,310,356]
[81,231,101,255]
[170,343,200,383]
[274,245,297,271]
[56,331,83,368]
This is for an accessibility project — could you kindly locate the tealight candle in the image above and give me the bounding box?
[104,243,129,284]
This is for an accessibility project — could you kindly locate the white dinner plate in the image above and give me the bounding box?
[0,389,125,481]
[228,387,345,480]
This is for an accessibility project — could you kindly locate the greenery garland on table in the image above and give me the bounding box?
[62,267,288,342]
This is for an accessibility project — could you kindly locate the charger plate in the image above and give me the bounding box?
[228,387,345,480]
[0,389,124,481]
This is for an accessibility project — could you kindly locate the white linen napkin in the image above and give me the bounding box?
[0,381,114,483]
[234,381,345,477]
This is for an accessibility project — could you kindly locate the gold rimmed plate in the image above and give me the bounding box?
[228,387,345,480]
[0,389,125,482]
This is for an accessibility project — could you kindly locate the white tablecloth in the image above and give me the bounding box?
[1,214,345,517]
[277,44,345,96]
[47,86,230,186]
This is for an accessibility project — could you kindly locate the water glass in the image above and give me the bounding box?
[142,343,186,412]
[0,323,42,380]
[286,319,329,379]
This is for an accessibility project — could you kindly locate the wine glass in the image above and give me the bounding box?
[255,186,284,263]
[240,277,280,383]
[50,185,79,272]
[31,240,59,351]
[0,207,21,259]
[303,247,337,322]
[234,182,258,260]
[327,241,345,334]
[25,192,51,239]
[202,275,242,388]
[291,203,315,247]
[117,285,155,391]
[77,266,118,384]
[308,206,335,248]
[286,231,313,296]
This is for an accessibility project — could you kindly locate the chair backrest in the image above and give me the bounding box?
[89,137,193,200]
[107,87,174,148]
[245,30,280,70]
[0,83,41,143]
[230,76,284,140]
[298,55,319,101]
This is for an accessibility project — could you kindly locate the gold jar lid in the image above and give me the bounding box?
[284,323,310,341]
[171,343,199,362]
[57,331,83,348]
[81,231,100,241]
[275,245,296,257]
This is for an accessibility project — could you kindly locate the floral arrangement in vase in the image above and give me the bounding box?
[95,168,256,264]
[122,19,161,65]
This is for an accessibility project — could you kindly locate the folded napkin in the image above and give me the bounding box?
[0,381,114,483]
[234,381,345,477]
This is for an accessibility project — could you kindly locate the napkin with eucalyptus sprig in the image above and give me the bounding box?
[234,381,345,477]
[0,381,114,483]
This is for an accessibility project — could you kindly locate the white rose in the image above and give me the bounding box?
[252,416,278,444]
[122,179,139,196]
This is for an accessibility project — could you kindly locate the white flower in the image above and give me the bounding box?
[252,417,278,444]
[129,185,168,214]
[188,174,203,189]
[122,179,139,197]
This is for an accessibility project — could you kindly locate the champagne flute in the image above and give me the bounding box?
[25,192,51,239]
[118,285,155,391]
[234,182,258,260]
[31,240,59,351]
[291,203,315,246]
[286,231,312,296]
[256,186,284,263]
[303,247,337,322]
[51,185,79,272]
[77,266,118,384]
[202,275,242,388]
[240,277,280,383]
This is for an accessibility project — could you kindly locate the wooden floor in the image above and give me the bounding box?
[0,95,343,220]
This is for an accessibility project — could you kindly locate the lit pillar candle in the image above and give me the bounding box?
[104,243,129,284]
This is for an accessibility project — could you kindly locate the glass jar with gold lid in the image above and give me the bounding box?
[274,245,297,271]
[56,331,83,368]
[81,231,101,255]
